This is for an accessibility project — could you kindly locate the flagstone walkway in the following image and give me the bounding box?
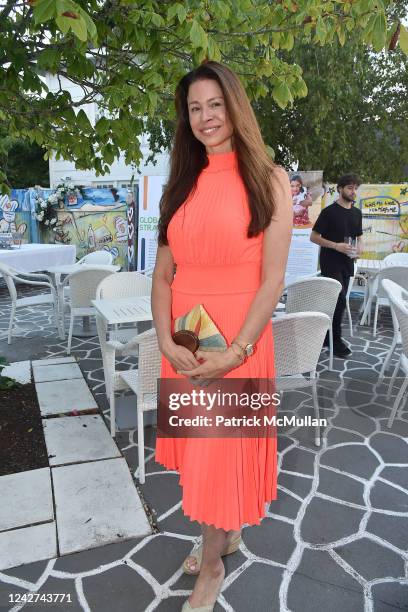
[0,284,407,612]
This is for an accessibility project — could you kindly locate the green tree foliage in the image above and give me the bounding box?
[0,134,49,188]
[255,39,408,182]
[0,0,407,192]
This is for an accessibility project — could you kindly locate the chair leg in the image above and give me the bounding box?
[329,327,333,371]
[359,280,368,314]
[346,296,353,337]
[373,299,379,337]
[387,377,408,428]
[386,357,401,401]
[8,302,16,344]
[378,337,398,383]
[312,380,320,447]
[67,314,74,355]
[109,385,116,437]
[137,407,145,484]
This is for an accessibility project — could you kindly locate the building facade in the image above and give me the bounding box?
[46,74,169,188]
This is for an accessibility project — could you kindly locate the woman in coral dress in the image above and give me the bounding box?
[152,61,292,611]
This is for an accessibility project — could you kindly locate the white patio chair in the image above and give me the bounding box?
[381,280,408,428]
[106,328,161,484]
[63,267,116,354]
[96,271,152,299]
[377,297,400,384]
[0,263,58,343]
[273,312,331,446]
[77,250,114,265]
[285,277,341,370]
[383,253,408,267]
[368,267,408,337]
[96,270,152,344]
[139,266,155,277]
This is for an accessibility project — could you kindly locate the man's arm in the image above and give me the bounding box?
[310,230,353,255]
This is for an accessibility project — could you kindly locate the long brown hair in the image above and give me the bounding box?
[157,61,278,246]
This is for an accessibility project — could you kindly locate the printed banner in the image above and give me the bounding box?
[137,175,167,271]
[286,171,323,284]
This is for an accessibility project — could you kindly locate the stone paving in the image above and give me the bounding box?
[0,354,150,573]
[0,284,407,611]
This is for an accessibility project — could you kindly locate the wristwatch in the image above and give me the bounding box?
[232,339,255,357]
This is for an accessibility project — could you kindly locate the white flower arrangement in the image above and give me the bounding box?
[35,181,84,231]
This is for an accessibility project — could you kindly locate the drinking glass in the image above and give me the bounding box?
[344,236,357,258]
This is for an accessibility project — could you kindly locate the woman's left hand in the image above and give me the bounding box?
[177,348,242,381]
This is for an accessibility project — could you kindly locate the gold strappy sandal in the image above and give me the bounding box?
[182,533,242,575]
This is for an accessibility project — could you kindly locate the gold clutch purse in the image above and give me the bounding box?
[172,304,227,354]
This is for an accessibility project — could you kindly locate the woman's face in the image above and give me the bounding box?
[187,79,233,154]
[291,180,301,196]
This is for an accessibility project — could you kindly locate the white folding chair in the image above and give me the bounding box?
[106,329,161,484]
[285,277,341,370]
[77,250,114,265]
[0,263,58,343]
[273,312,331,446]
[63,267,116,354]
[381,280,408,428]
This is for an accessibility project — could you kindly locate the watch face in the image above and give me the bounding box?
[246,344,254,356]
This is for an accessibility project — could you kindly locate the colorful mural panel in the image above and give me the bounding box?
[323,184,408,259]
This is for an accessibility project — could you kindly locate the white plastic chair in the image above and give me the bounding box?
[63,267,116,354]
[368,267,408,337]
[273,312,331,446]
[285,277,342,370]
[0,263,58,343]
[107,329,161,484]
[139,266,155,277]
[96,271,152,299]
[95,272,153,425]
[96,270,152,343]
[383,253,408,267]
[77,250,114,265]
[381,280,408,427]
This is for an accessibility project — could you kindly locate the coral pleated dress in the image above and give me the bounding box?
[155,150,277,530]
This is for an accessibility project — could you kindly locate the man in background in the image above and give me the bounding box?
[310,174,363,358]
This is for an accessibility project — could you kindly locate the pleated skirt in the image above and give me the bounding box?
[155,287,277,531]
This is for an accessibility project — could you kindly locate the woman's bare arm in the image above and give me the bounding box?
[151,245,175,350]
[234,166,292,345]
[151,245,199,371]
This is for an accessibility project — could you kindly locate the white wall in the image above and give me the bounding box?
[46,74,169,187]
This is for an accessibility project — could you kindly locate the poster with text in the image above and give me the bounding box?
[287,170,323,284]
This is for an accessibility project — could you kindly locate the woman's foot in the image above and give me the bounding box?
[184,529,241,574]
[187,558,225,610]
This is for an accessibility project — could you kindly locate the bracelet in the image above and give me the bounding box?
[333,242,338,251]
[229,343,245,363]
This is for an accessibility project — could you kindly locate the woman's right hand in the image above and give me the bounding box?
[160,338,200,372]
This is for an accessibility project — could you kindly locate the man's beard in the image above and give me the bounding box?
[342,193,355,203]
